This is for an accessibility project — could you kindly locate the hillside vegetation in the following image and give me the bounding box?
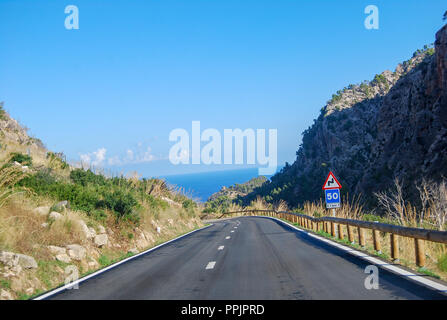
[0,106,202,300]
[204,176,267,214]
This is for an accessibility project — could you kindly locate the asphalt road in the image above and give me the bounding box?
[49,217,447,300]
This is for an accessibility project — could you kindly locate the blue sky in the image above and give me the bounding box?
[0,0,445,177]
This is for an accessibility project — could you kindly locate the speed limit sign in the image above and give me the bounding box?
[325,189,340,208]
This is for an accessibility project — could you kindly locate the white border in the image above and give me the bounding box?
[33,224,213,300]
[263,216,447,294]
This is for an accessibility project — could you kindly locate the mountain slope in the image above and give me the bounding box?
[243,24,447,208]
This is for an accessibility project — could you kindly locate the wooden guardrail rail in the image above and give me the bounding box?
[222,209,447,268]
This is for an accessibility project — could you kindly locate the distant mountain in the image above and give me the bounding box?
[208,176,268,202]
[240,24,447,208]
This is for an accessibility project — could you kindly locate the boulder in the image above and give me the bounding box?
[55,254,71,263]
[16,254,38,269]
[52,200,70,212]
[48,211,63,221]
[98,225,106,234]
[0,252,37,269]
[88,227,97,237]
[77,220,95,239]
[88,258,98,269]
[0,251,18,267]
[34,206,50,216]
[0,289,13,300]
[66,244,86,261]
[94,234,108,248]
[47,245,66,255]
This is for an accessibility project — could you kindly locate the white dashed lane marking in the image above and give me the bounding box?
[231,231,234,233]
[225,236,231,239]
[206,261,216,270]
[218,246,224,250]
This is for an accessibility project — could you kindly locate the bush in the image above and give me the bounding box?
[70,169,106,186]
[438,253,447,272]
[0,102,5,120]
[182,198,197,216]
[10,153,32,167]
[99,190,139,219]
[19,170,140,222]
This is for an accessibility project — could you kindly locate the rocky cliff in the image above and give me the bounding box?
[0,103,48,166]
[244,24,447,208]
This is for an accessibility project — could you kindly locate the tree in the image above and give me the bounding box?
[444,10,447,21]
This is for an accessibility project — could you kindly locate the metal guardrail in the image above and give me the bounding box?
[222,209,447,267]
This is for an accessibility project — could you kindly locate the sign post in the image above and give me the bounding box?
[322,171,341,217]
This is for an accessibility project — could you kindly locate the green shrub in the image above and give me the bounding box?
[438,253,447,272]
[10,152,32,166]
[0,102,5,120]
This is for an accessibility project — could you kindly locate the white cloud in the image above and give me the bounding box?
[80,148,107,167]
[81,144,159,167]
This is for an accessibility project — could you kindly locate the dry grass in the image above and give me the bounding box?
[227,179,447,280]
[249,196,271,210]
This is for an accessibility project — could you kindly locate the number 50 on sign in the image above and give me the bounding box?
[325,189,340,209]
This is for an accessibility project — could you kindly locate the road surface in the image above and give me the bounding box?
[49,217,446,300]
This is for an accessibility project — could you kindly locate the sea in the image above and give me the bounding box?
[161,168,273,202]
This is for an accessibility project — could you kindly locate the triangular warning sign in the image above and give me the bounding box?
[322,171,341,190]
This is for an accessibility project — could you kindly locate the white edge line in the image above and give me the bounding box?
[33,224,213,300]
[263,216,447,293]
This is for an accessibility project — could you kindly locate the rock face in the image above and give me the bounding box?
[243,24,447,208]
[0,107,46,152]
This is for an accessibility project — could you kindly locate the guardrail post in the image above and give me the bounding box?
[372,229,381,253]
[347,225,354,243]
[331,222,336,237]
[338,224,344,240]
[415,239,425,267]
[358,227,365,247]
[390,234,399,261]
